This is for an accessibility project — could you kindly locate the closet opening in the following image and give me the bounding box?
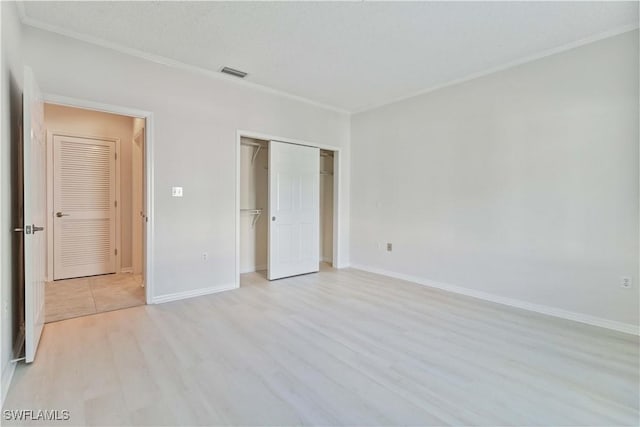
[238,135,337,286]
[319,149,334,267]
[239,138,269,278]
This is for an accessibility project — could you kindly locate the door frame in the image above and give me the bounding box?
[131,127,145,276]
[46,132,121,281]
[43,93,155,304]
[235,130,343,287]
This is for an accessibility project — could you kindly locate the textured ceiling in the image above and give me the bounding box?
[21,1,639,112]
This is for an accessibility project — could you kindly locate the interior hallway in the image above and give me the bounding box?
[45,273,145,323]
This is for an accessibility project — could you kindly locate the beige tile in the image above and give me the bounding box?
[45,279,96,323]
[45,273,145,323]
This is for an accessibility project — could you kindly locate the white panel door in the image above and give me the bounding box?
[23,66,46,363]
[53,135,116,280]
[268,141,319,280]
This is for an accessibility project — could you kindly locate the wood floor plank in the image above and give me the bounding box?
[3,265,639,426]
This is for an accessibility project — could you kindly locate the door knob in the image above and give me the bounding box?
[56,212,69,218]
[32,225,44,233]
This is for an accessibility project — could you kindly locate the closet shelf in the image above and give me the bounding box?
[241,140,263,164]
[262,166,332,176]
[240,208,263,228]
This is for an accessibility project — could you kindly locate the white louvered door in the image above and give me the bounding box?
[53,135,116,280]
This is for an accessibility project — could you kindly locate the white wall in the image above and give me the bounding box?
[0,0,23,405]
[239,138,268,273]
[351,30,639,329]
[44,104,135,272]
[23,26,351,300]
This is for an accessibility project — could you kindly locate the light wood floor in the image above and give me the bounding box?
[45,273,145,323]
[4,266,639,426]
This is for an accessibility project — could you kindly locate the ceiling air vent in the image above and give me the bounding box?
[220,67,248,78]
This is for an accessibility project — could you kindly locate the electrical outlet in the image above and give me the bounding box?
[171,186,183,197]
[386,243,393,252]
[620,276,632,289]
[202,252,208,261]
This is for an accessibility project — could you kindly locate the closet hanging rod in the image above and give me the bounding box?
[241,141,264,164]
[240,208,263,228]
[241,141,263,147]
[262,166,332,176]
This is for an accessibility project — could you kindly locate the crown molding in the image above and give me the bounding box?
[352,23,639,114]
[17,8,351,115]
[15,0,27,23]
[16,1,638,116]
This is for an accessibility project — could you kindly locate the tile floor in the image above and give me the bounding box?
[45,273,146,323]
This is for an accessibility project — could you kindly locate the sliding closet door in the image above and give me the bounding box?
[268,141,319,280]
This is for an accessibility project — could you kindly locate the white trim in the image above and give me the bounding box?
[240,265,267,274]
[43,94,155,305]
[131,127,145,276]
[331,150,342,268]
[235,130,344,288]
[18,14,349,115]
[46,131,53,281]
[239,130,343,153]
[350,264,640,336]
[352,24,640,114]
[18,10,636,115]
[45,131,121,280]
[115,139,121,273]
[1,361,17,408]
[44,94,149,120]
[0,3,4,405]
[152,283,237,304]
[15,0,26,23]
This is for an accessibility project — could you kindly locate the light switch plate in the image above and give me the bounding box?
[172,186,183,197]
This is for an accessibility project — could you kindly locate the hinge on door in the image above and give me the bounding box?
[115,152,118,160]
[114,200,118,208]
[115,248,118,256]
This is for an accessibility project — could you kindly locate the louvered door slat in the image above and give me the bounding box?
[53,135,116,280]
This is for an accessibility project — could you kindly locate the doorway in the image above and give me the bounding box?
[43,103,147,322]
[237,133,339,285]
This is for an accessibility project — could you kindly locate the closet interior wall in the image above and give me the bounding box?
[240,137,268,274]
[320,150,334,264]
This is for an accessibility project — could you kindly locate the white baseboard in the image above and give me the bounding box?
[350,264,639,336]
[240,264,267,274]
[120,267,133,273]
[152,283,238,304]
[1,361,17,408]
[333,261,350,269]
